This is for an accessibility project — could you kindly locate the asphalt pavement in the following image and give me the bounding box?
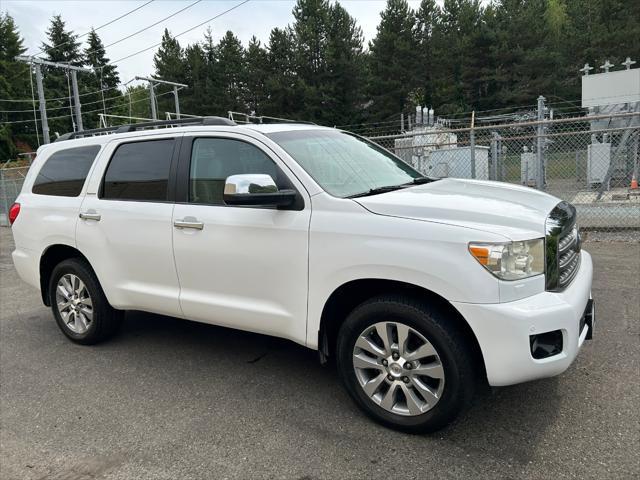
[1,227,638,479]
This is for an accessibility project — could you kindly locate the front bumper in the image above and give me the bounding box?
[453,250,593,386]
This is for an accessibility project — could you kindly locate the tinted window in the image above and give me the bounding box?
[102,139,175,201]
[32,145,100,197]
[190,138,280,205]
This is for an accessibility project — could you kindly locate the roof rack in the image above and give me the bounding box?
[54,116,236,142]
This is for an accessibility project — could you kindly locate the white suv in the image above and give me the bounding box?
[9,117,594,432]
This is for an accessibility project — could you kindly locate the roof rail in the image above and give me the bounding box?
[228,111,316,125]
[54,116,236,142]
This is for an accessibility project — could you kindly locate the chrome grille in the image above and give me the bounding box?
[557,228,581,289]
[545,201,580,291]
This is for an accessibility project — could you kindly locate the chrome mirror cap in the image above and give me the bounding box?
[224,174,278,195]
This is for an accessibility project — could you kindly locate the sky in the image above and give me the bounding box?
[4,0,426,88]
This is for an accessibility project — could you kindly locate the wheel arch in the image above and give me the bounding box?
[318,278,486,379]
[39,244,94,306]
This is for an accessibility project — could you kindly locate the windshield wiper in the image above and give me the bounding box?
[347,177,440,199]
[405,176,439,185]
[347,185,408,198]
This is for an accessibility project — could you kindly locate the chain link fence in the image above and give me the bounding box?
[367,110,640,240]
[0,167,29,226]
[1,111,639,238]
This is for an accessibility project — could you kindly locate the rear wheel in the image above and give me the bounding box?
[337,295,475,433]
[49,258,122,344]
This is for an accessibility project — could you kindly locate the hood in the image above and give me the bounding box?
[354,178,560,240]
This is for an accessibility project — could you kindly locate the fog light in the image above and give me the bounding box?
[530,330,563,359]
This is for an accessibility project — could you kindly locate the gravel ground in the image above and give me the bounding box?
[0,227,638,480]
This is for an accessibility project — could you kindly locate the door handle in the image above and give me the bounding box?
[174,219,204,230]
[79,211,101,221]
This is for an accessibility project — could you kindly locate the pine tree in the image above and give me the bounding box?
[244,36,268,115]
[83,29,121,128]
[323,2,366,125]
[263,27,301,117]
[216,31,246,114]
[368,0,419,120]
[182,43,208,116]
[200,27,224,116]
[0,13,29,158]
[153,29,186,116]
[291,0,332,121]
[415,0,439,108]
[41,15,84,137]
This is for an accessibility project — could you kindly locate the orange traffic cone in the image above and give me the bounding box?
[631,173,638,190]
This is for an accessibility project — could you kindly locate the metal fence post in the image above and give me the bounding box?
[470,111,476,179]
[0,170,8,226]
[490,132,499,181]
[536,95,546,189]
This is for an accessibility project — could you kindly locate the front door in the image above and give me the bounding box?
[171,134,310,345]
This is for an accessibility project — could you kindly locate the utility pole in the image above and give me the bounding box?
[173,86,181,119]
[16,55,94,143]
[149,82,157,120]
[135,76,188,120]
[33,64,50,144]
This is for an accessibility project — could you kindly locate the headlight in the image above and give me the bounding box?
[468,239,544,280]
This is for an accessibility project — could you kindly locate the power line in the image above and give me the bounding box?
[3,89,175,125]
[30,0,156,58]
[102,0,203,52]
[111,0,251,64]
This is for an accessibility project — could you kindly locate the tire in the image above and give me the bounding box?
[336,295,475,433]
[49,258,122,345]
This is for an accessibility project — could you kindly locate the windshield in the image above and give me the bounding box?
[266,129,423,198]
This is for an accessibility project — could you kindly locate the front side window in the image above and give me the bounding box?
[32,145,100,197]
[102,139,175,201]
[189,138,281,205]
[267,129,422,198]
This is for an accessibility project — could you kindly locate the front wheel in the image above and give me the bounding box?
[337,295,475,433]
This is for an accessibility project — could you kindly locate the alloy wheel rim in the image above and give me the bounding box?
[55,274,93,334]
[352,321,445,416]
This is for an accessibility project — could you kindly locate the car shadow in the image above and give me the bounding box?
[109,310,564,466]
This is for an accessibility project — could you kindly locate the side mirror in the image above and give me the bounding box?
[223,174,296,207]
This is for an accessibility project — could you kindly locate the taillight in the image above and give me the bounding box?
[8,202,20,225]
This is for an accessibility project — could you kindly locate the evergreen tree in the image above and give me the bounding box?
[0,13,29,157]
[42,15,84,137]
[182,43,209,116]
[324,2,366,125]
[216,31,246,114]
[200,27,224,116]
[367,0,419,121]
[83,29,121,128]
[244,36,268,115]
[292,0,331,120]
[153,28,186,116]
[263,27,301,117]
[415,0,438,108]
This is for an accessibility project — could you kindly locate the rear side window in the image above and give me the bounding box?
[102,139,175,201]
[32,145,100,197]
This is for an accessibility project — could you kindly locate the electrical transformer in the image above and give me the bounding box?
[587,142,612,188]
[426,146,489,180]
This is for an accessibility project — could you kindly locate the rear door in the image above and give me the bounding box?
[77,136,183,317]
[171,133,311,345]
